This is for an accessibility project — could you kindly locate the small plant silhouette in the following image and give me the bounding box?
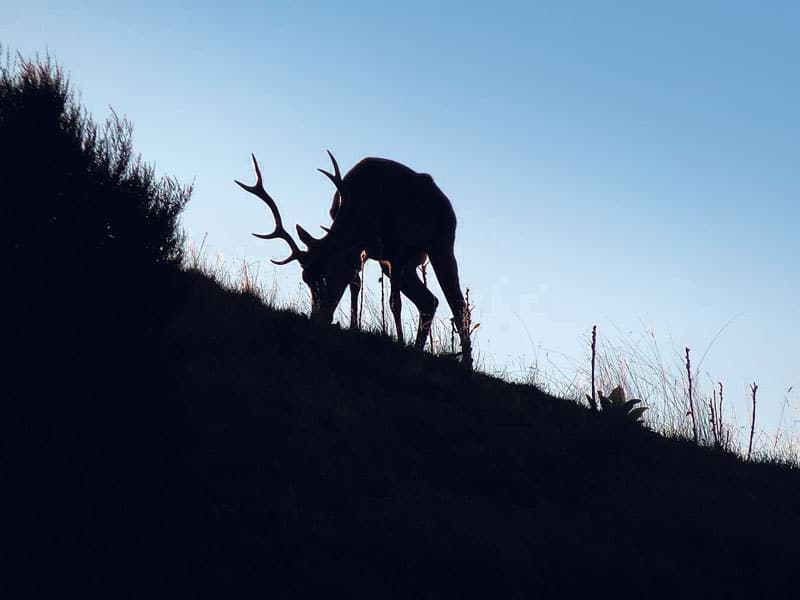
[591,386,648,424]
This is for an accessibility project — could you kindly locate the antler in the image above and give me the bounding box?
[235,154,305,265]
[318,149,345,196]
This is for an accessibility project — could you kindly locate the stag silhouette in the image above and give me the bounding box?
[235,152,473,369]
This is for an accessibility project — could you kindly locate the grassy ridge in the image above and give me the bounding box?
[76,268,794,597]
[8,235,799,598]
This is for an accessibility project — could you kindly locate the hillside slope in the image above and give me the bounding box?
[7,53,796,598]
[10,268,797,598]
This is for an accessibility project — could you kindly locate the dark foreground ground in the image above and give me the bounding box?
[5,269,799,598]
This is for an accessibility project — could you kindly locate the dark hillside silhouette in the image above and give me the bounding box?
[4,52,799,598]
[2,52,191,597]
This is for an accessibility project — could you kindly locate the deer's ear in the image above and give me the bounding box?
[296,225,322,248]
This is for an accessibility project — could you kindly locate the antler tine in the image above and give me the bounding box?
[326,149,341,181]
[318,149,345,195]
[235,154,305,265]
[317,168,343,192]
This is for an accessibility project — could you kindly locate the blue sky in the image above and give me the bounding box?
[4,1,798,437]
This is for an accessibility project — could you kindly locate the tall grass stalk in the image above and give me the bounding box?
[589,325,597,411]
[684,347,698,444]
[748,383,758,461]
[718,382,725,445]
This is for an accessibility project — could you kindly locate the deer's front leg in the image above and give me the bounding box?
[349,271,361,331]
[389,266,405,344]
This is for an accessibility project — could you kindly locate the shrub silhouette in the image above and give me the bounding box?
[2,50,192,462]
[1,51,191,361]
[1,52,190,286]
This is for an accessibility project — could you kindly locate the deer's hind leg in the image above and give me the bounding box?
[400,267,439,350]
[428,245,473,369]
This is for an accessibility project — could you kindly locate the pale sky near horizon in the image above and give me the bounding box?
[4,1,798,445]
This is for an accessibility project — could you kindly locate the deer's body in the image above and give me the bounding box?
[236,152,472,369]
[329,158,456,264]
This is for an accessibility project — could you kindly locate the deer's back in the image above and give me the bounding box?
[335,158,456,259]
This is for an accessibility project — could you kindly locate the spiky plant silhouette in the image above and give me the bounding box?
[594,386,648,424]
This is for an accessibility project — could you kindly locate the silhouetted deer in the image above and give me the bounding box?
[235,152,473,369]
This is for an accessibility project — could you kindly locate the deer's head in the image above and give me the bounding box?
[235,153,360,324]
